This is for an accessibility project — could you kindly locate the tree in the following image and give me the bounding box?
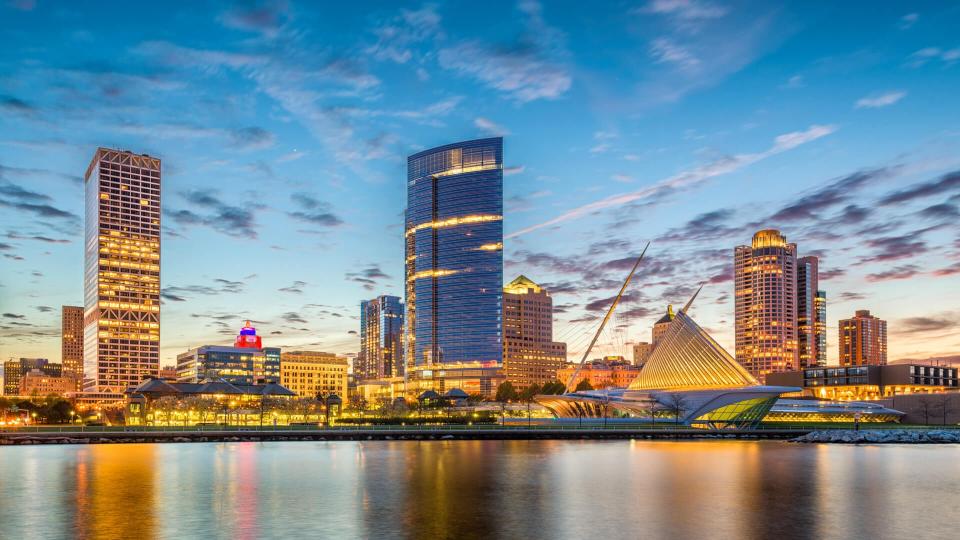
[539,381,567,395]
[660,393,689,426]
[495,381,518,403]
[916,396,935,425]
[519,383,542,403]
[574,379,594,392]
[940,394,956,426]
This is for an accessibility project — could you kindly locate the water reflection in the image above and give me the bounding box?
[0,440,957,539]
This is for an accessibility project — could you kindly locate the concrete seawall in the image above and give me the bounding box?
[0,428,810,445]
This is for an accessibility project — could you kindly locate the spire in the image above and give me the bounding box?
[681,284,704,314]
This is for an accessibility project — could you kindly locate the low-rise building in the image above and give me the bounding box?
[18,369,77,396]
[557,360,642,390]
[280,351,348,398]
[3,358,60,396]
[766,363,959,401]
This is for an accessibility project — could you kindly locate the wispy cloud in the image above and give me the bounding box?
[855,90,907,109]
[507,124,837,238]
[475,117,510,136]
[437,1,570,103]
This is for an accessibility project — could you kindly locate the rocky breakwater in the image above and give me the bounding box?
[794,429,960,444]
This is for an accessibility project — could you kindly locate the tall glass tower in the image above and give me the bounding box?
[405,138,503,394]
[358,295,404,380]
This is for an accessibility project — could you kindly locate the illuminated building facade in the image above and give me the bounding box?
[19,369,77,396]
[557,360,641,390]
[652,305,674,344]
[797,256,826,368]
[502,275,567,391]
[357,295,404,380]
[405,137,503,395]
[3,358,59,395]
[84,148,161,392]
[839,310,887,366]
[734,229,799,382]
[538,304,902,427]
[767,364,958,400]
[61,305,84,390]
[280,351,348,398]
[177,322,280,384]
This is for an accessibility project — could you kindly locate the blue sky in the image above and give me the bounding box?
[1,0,959,368]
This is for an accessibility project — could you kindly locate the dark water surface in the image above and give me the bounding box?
[0,440,957,539]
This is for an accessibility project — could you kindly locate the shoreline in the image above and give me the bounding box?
[1,427,808,445]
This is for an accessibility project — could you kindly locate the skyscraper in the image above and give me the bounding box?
[84,148,161,392]
[405,137,503,395]
[502,275,567,391]
[734,229,798,382]
[839,310,887,366]
[61,305,84,391]
[797,256,826,368]
[358,295,404,380]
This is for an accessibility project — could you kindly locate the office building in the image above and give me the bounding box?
[557,359,641,390]
[797,256,826,368]
[3,358,60,395]
[839,310,888,366]
[280,351,349,398]
[767,363,958,401]
[633,342,653,366]
[61,305,84,391]
[357,295,404,380]
[19,369,77,397]
[734,229,799,382]
[404,137,503,396]
[502,275,567,391]
[84,148,161,392]
[176,322,280,384]
[652,306,675,345]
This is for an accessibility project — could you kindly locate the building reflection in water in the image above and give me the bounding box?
[72,445,158,539]
[1,440,959,539]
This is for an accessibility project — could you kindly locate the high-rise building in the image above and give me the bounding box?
[83,148,161,392]
[404,137,503,396]
[280,351,349,398]
[357,295,404,380]
[797,256,826,368]
[839,310,887,366]
[815,291,827,363]
[502,275,567,391]
[734,229,799,382]
[61,305,84,391]
[652,305,675,345]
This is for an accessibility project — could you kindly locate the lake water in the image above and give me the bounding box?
[0,440,957,539]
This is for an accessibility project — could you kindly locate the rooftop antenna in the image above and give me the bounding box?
[565,241,650,393]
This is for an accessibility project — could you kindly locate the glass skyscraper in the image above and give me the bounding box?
[358,295,404,380]
[404,137,503,394]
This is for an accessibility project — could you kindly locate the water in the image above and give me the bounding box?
[0,440,957,539]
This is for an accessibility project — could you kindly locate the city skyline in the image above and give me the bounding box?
[2,1,959,368]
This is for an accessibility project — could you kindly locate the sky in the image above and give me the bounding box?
[1,0,959,369]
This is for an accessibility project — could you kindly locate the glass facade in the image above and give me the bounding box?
[405,138,503,372]
[358,295,404,380]
[176,345,278,385]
